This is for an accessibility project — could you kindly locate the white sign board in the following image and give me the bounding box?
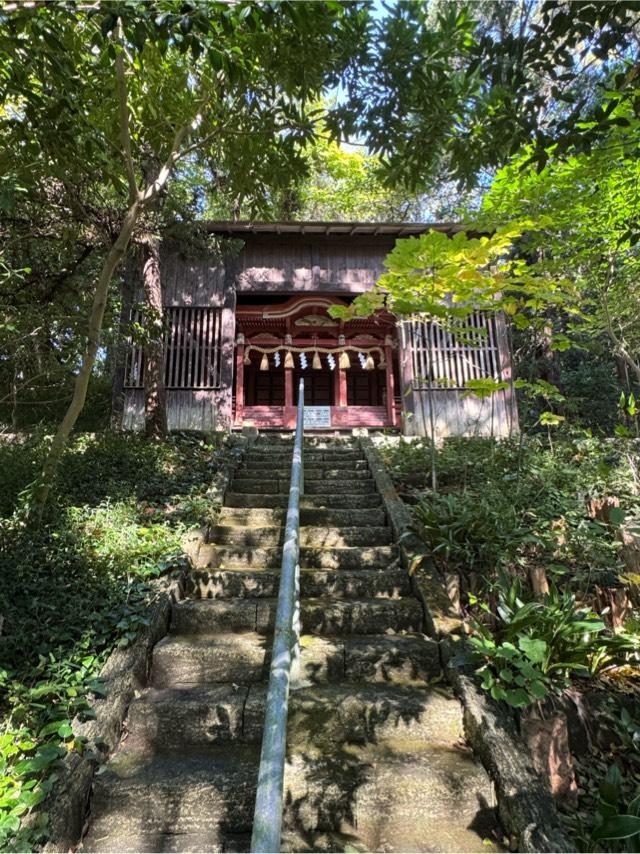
[303,406,331,428]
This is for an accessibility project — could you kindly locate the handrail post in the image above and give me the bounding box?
[250,379,305,853]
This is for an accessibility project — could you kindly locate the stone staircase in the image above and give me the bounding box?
[82,436,499,853]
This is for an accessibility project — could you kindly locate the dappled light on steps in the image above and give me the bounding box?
[81,435,500,853]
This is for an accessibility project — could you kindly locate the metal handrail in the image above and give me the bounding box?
[250,378,305,853]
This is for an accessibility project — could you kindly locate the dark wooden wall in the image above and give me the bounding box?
[398,316,518,439]
[119,247,235,431]
[235,234,396,294]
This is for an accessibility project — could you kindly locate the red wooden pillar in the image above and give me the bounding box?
[235,334,245,426]
[385,337,396,426]
[285,366,293,408]
[337,367,347,407]
[337,336,348,408]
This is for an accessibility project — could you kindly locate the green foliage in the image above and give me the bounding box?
[277,136,428,222]
[572,765,640,853]
[0,0,367,440]
[483,133,640,389]
[413,490,527,573]
[332,223,566,323]
[0,431,226,849]
[330,224,580,417]
[388,434,638,588]
[468,576,639,708]
[343,1,640,188]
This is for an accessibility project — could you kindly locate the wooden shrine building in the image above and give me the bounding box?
[115,221,518,437]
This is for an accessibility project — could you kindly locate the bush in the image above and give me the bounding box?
[0,430,227,850]
[381,434,640,596]
[468,576,639,708]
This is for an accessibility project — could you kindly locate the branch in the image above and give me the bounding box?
[602,278,640,384]
[140,122,192,204]
[114,20,140,204]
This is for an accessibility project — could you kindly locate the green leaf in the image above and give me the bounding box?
[609,507,626,526]
[592,815,640,841]
[518,637,548,664]
[529,680,548,700]
[504,688,531,708]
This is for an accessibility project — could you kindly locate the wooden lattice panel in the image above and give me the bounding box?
[124,307,222,389]
[408,313,502,389]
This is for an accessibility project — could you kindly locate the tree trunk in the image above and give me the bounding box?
[141,232,167,438]
[110,257,136,429]
[29,201,140,519]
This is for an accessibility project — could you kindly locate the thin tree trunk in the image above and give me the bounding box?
[141,231,167,438]
[110,258,136,429]
[29,201,140,518]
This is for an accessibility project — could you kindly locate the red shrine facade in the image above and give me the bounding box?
[234,295,399,430]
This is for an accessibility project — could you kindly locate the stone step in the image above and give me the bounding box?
[282,742,498,852]
[193,543,398,570]
[170,597,422,635]
[229,479,375,495]
[235,467,372,481]
[186,567,410,600]
[217,507,388,527]
[244,459,369,472]
[254,442,359,450]
[84,742,496,853]
[127,684,253,747]
[82,831,247,853]
[126,684,461,751]
[244,450,364,463]
[152,631,270,686]
[207,525,392,548]
[224,493,383,509]
[153,632,439,688]
[83,746,259,850]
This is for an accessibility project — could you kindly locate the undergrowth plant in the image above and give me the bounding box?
[383,433,639,598]
[0,431,227,850]
[467,576,640,708]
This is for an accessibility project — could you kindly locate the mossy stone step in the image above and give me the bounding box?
[217,506,387,527]
[83,433,501,854]
[126,684,254,747]
[244,459,369,472]
[84,739,498,854]
[244,451,364,463]
[282,742,498,852]
[83,746,259,850]
[82,831,244,853]
[229,479,375,495]
[224,493,383,509]
[170,597,422,636]
[235,467,372,481]
[206,525,391,548]
[152,631,271,686]
[125,683,461,751]
[152,632,439,689]
[193,543,398,570]
[186,567,409,600]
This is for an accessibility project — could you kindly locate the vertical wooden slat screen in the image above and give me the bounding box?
[124,307,222,389]
[409,312,502,389]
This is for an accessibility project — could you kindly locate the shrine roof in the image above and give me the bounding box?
[203,220,464,237]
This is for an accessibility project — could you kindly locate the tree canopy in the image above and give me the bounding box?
[336,0,640,188]
[0,0,367,509]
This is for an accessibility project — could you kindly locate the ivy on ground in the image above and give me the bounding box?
[0,431,225,851]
